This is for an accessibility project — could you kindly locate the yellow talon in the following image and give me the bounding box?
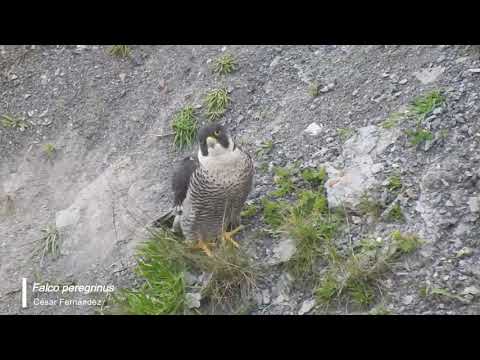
[222,225,243,248]
[193,240,213,257]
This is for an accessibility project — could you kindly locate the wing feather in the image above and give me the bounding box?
[172,155,198,207]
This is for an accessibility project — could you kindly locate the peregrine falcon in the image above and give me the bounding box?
[155,123,254,256]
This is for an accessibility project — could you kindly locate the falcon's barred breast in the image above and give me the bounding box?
[168,123,254,249]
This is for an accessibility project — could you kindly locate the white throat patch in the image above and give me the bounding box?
[197,135,240,170]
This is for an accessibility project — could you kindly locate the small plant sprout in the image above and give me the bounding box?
[261,198,288,228]
[204,88,231,120]
[171,106,198,149]
[386,173,402,192]
[271,166,296,197]
[308,82,320,97]
[301,167,327,188]
[406,128,434,146]
[256,140,274,157]
[381,112,404,129]
[109,45,131,58]
[386,203,405,223]
[213,53,237,75]
[410,90,445,121]
[358,194,384,219]
[32,225,60,265]
[43,143,56,159]
[1,114,28,130]
[337,128,355,142]
[390,230,422,254]
[241,203,258,219]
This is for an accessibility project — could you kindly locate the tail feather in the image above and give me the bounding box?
[152,209,175,229]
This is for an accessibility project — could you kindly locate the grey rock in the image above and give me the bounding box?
[468,68,480,73]
[185,292,202,309]
[270,56,281,68]
[402,295,414,305]
[298,299,316,315]
[461,286,480,296]
[399,78,408,85]
[40,74,48,85]
[267,237,297,265]
[184,271,198,286]
[304,122,323,136]
[262,289,271,305]
[467,197,480,213]
[325,125,400,209]
[456,247,473,258]
[320,83,334,93]
[414,66,445,84]
[424,139,435,152]
[352,216,362,224]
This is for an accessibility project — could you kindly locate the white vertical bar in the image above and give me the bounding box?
[22,278,27,308]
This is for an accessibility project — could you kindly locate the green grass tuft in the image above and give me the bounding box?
[112,233,185,315]
[255,140,274,157]
[271,166,296,197]
[386,173,402,192]
[385,203,405,223]
[315,274,339,303]
[109,45,131,58]
[390,230,422,254]
[315,229,423,309]
[406,128,434,146]
[301,167,327,188]
[1,114,28,130]
[261,198,288,228]
[241,204,258,219]
[287,208,343,277]
[111,228,258,314]
[357,194,384,219]
[171,106,198,149]
[410,90,445,121]
[213,53,237,75]
[204,88,231,120]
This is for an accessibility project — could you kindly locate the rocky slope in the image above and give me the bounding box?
[1,45,479,315]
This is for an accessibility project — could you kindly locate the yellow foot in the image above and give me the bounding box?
[192,240,213,257]
[222,225,244,248]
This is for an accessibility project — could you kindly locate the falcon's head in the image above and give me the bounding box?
[198,123,235,158]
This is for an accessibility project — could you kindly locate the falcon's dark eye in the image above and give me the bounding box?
[213,130,220,137]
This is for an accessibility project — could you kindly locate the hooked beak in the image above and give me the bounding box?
[206,136,217,148]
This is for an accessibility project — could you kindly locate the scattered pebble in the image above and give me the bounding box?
[402,295,414,305]
[461,286,480,296]
[185,293,202,309]
[304,122,323,136]
[298,299,316,315]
